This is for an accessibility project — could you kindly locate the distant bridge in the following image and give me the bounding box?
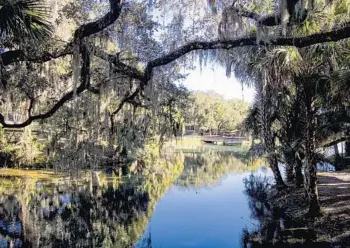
[201,136,245,145]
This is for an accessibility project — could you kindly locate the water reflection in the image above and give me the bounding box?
[176,152,258,188]
[241,174,331,247]
[0,151,270,248]
[0,165,182,248]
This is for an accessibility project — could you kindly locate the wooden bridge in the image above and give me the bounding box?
[201,136,245,146]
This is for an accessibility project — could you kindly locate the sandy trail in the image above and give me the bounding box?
[317,170,350,243]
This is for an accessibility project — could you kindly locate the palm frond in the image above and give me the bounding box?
[0,0,52,46]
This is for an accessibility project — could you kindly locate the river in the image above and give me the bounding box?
[136,170,267,248]
[0,147,327,247]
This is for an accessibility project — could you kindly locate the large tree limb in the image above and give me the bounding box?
[1,0,123,66]
[73,0,123,39]
[2,18,350,69]
[0,0,123,128]
[322,136,350,148]
[2,18,350,127]
[0,44,91,128]
[93,48,145,81]
[143,22,350,81]
[1,46,73,66]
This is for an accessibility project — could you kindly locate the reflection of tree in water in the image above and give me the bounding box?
[241,174,330,248]
[176,152,256,188]
[0,164,183,248]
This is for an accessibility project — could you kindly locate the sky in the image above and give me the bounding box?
[181,65,255,103]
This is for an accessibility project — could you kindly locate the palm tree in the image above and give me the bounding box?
[275,84,304,187]
[0,0,52,48]
[242,47,304,189]
[245,81,287,188]
[225,0,350,218]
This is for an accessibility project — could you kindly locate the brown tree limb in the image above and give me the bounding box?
[2,13,350,127]
[27,96,35,117]
[1,46,73,66]
[111,88,141,118]
[2,17,350,70]
[0,0,123,128]
[144,22,350,81]
[73,0,123,39]
[1,0,123,66]
[93,48,145,81]
[0,44,91,128]
[322,136,350,148]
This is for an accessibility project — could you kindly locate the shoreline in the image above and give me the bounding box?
[266,170,350,246]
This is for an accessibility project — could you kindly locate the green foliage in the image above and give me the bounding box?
[184,91,250,133]
[0,127,47,168]
[0,127,15,166]
[0,0,52,46]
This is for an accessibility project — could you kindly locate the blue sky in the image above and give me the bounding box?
[181,65,255,103]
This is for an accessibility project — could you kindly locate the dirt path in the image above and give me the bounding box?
[317,170,350,243]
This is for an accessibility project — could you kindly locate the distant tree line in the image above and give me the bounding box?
[183,91,250,136]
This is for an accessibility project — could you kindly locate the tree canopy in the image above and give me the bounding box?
[1,0,350,216]
[184,91,249,134]
[1,0,350,127]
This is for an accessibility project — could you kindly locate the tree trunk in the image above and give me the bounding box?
[268,156,286,188]
[334,143,340,157]
[345,141,350,157]
[285,161,294,183]
[295,157,303,187]
[303,87,321,216]
[333,143,342,168]
[304,157,321,216]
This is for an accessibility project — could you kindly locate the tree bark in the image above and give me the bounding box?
[286,162,294,183]
[334,143,342,167]
[295,156,303,188]
[345,141,350,156]
[268,156,286,188]
[304,156,321,216]
[302,82,321,216]
[334,143,341,157]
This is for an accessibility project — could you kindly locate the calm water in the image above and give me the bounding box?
[0,150,328,247]
[136,171,267,248]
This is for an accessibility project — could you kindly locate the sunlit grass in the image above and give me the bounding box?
[171,138,248,154]
[167,136,251,155]
[0,168,65,180]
